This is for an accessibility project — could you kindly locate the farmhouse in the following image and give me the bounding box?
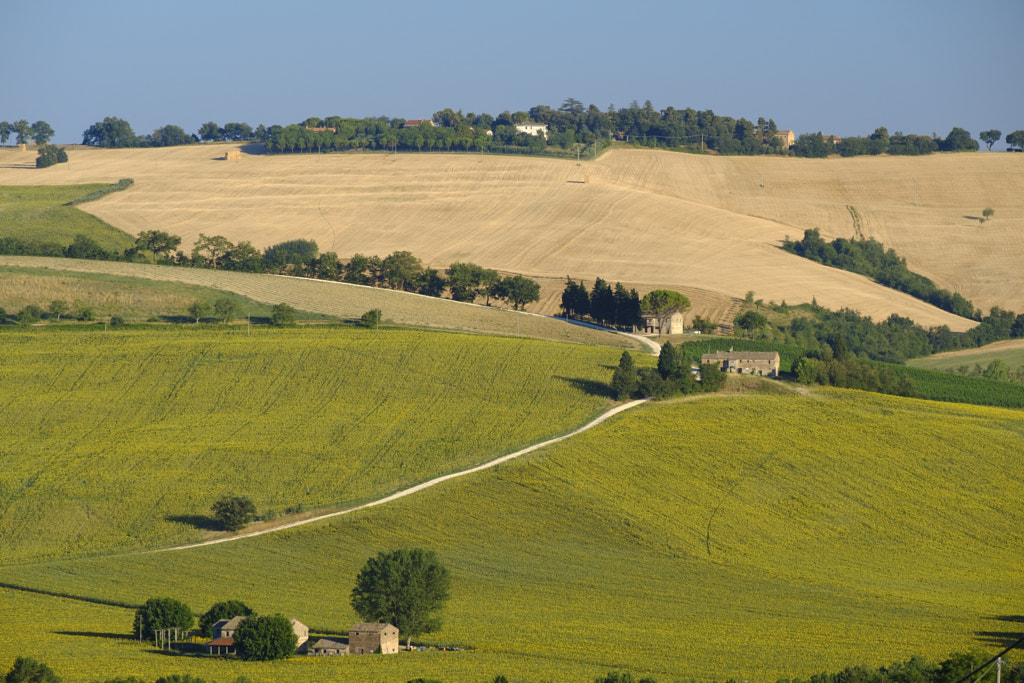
[642,311,685,336]
[403,119,435,128]
[774,129,795,148]
[701,349,780,377]
[211,616,246,640]
[207,616,309,653]
[348,622,400,654]
[515,122,548,137]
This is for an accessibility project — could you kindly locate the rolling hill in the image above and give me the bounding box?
[4,144,1020,329]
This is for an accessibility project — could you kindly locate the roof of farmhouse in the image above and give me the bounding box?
[702,351,780,361]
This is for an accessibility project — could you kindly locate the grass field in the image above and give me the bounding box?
[4,145,1017,329]
[909,339,1024,374]
[0,256,643,349]
[0,184,136,252]
[0,326,629,563]
[1,390,1020,683]
[0,265,330,322]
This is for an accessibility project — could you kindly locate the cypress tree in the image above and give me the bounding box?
[611,351,639,400]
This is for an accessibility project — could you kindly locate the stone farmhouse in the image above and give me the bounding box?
[307,622,401,656]
[205,616,309,655]
[774,129,795,148]
[641,311,686,336]
[403,119,436,128]
[701,349,780,377]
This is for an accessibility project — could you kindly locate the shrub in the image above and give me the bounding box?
[211,495,256,531]
[134,596,193,640]
[109,316,126,328]
[235,613,298,661]
[360,308,382,328]
[270,303,296,327]
[4,656,60,683]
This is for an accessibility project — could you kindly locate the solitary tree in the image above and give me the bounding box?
[981,207,994,223]
[610,351,639,400]
[211,495,257,531]
[1007,130,1024,152]
[4,656,60,683]
[213,297,239,323]
[30,121,55,145]
[186,299,211,323]
[270,303,296,327]
[47,300,69,321]
[351,548,452,649]
[234,613,297,661]
[640,289,691,336]
[360,308,382,329]
[134,597,193,640]
[979,130,1002,151]
[199,600,255,637]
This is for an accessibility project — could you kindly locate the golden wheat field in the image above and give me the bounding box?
[4,144,1020,328]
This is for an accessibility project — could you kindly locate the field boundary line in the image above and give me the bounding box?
[146,399,649,554]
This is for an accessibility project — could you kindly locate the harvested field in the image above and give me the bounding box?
[4,145,1020,329]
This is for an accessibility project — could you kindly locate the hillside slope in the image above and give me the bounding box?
[2,391,1020,682]
[5,146,1018,329]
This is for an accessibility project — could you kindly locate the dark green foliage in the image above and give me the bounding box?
[4,656,60,683]
[734,310,768,337]
[186,299,211,324]
[263,239,319,272]
[783,229,980,320]
[82,117,138,148]
[351,548,452,647]
[35,143,68,168]
[150,125,195,147]
[381,250,425,291]
[979,129,1002,151]
[65,179,134,206]
[938,127,978,152]
[109,316,126,328]
[134,597,193,640]
[1007,130,1024,152]
[213,297,239,323]
[611,351,639,400]
[699,363,727,392]
[93,677,147,683]
[445,262,495,303]
[792,132,832,158]
[360,308,382,328]
[235,614,298,661]
[270,303,296,327]
[211,495,256,531]
[657,342,679,379]
[595,672,657,683]
[17,305,43,326]
[65,234,114,260]
[497,274,541,310]
[560,278,591,319]
[154,674,207,683]
[198,600,254,638]
[897,365,1024,408]
[133,230,182,262]
[30,121,54,145]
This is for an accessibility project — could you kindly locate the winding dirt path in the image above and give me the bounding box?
[147,398,649,554]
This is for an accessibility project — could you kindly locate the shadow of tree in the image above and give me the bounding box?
[166,514,220,531]
[54,630,132,640]
[554,376,615,399]
[975,615,1024,648]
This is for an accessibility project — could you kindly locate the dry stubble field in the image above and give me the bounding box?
[3,144,1020,329]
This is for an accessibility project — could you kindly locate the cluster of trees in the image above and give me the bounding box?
[792,335,917,396]
[35,143,68,168]
[792,126,985,158]
[1,299,97,326]
[560,277,643,329]
[782,229,979,319]
[81,117,263,149]
[0,119,54,146]
[949,358,1023,383]
[611,343,726,400]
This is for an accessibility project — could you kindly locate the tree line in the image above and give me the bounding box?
[80,116,263,148]
[612,343,726,401]
[0,119,54,146]
[0,228,542,311]
[782,228,979,319]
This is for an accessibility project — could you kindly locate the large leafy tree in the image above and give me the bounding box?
[10,120,32,145]
[192,233,234,269]
[351,548,451,649]
[640,289,691,335]
[382,250,424,291]
[235,614,297,661]
[0,121,10,146]
[497,274,540,310]
[939,127,978,152]
[134,230,181,262]
[82,116,136,148]
[198,600,254,637]
[211,495,256,531]
[134,597,193,640]
[4,656,60,683]
[30,121,54,145]
[1005,130,1024,152]
[979,129,1002,151]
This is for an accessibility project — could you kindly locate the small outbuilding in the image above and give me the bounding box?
[206,637,236,655]
[348,622,400,654]
[308,637,349,656]
[642,311,686,336]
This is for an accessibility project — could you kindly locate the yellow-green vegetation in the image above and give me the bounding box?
[0,265,318,321]
[2,391,1019,682]
[0,326,621,563]
[909,340,1024,377]
[0,185,135,251]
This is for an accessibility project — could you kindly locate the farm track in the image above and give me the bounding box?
[147,398,650,553]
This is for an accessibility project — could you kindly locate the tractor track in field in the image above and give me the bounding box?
[145,398,650,554]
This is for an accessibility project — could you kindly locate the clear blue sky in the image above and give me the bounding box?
[4,0,1022,148]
